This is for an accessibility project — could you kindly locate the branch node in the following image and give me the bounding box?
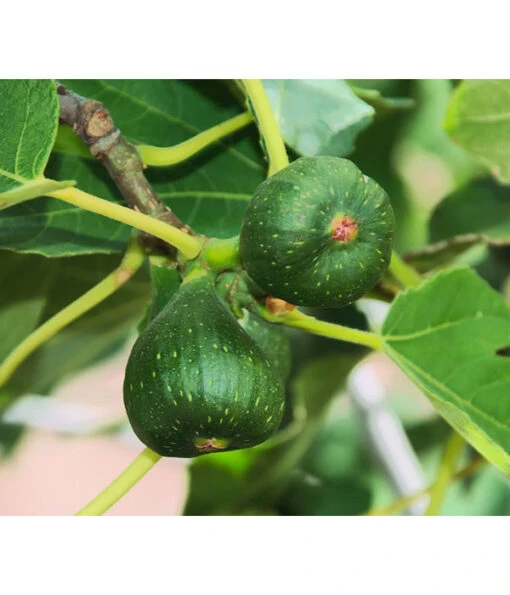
[56,83,189,241]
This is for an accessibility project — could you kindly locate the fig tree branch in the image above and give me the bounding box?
[56,83,189,232]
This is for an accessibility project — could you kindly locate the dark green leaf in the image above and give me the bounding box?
[382,268,510,475]
[0,80,265,256]
[430,178,510,243]
[1,250,150,398]
[0,251,53,361]
[402,178,510,274]
[50,81,265,251]
[0,420,24,460]
[0,156,130,256]
[276,471,371,516]
[300,416,368,482]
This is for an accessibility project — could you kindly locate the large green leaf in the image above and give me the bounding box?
[0,154,131,256]
[0,80,75,210]
[0,80,265,257]
[262,79,374,157]
[0,80,58,193]
[445,80,510,184]
[382,268,510,475]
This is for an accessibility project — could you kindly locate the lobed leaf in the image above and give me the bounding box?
[382,268,510,475]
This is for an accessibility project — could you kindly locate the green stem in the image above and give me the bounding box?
[241,79,289,176]
[364,456,485,516]
[264,308,383,351]
[138,112,254,167]
[75,447,162,516]
[47,187,204,260]
[389,252,422,289]
[201,235,241,270]
[425,431,466,516]
[0,238,145,389]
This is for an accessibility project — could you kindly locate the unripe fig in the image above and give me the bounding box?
[239,156,395,308]
[123,274,286,458]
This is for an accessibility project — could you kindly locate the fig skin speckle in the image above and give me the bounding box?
[123,275,285,458]
[239,156,395,308]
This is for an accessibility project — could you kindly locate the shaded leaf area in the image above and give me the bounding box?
[1,80,266,257]
[382,268,510,476]
[401,178,510,275]
[403,235,491,274]
[273,412,372,516]
[262,79,374,158]
[0,421,24,460]
[0,252,51,363]
[445,79,510,184]
[0,80,59,194]
[0,249,151,401]
[430,178,510,243]
[276,471,371,516]
[474,246,510,295]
